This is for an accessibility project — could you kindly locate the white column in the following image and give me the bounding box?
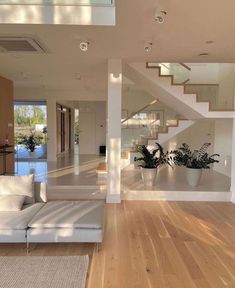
[230,117,235,203]
[106,59,122,203]
[230,76,235,203]
[47,99,57,161]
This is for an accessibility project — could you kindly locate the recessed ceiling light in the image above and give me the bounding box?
[80,41,89,52]
[205,40,214,44]
[75,73,82,80]
[198,52,209,57]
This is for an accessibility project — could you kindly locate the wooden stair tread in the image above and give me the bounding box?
[96,162,107,173]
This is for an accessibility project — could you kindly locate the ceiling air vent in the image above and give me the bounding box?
[0,37,46,53]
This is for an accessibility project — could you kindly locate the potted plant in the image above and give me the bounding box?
[18,133,42,157]
[173,143,219,187]
[134,142,174,187]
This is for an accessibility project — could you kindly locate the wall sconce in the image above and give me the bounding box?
[110,73,122,83]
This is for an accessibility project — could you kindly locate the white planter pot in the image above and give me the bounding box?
[186,168,202,187]
[141,167,158,187]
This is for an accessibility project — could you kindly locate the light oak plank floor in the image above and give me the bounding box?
[0,201,234,288]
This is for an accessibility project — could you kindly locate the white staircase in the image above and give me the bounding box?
[123,62,235,119]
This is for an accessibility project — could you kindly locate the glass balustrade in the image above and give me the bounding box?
[121,108,181,152]
[0,0,114,5]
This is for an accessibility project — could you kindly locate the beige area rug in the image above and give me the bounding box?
[0,255,89,288]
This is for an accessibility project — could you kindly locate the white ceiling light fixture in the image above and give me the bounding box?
[154,9,167,24]
[80,41,89,52]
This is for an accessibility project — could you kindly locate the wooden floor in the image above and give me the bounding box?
[0,201,235,288]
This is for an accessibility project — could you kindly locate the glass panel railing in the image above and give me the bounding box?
[0,0,114,5]
[147,62,235,110]
[148,62,190,84]
[184,84,219,110]
[121,107,183,152]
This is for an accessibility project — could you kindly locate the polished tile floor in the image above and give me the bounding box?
[122,165,231,192]
[16,146,106,186]
[15,148,231,197]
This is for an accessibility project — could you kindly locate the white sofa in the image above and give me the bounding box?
[0,181,46,243]
[0,176,105,246]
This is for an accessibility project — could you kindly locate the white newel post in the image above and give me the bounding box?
[106,59,122,203]
[47,99,57,162]
[230,117,235,203]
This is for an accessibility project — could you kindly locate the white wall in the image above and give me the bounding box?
[187,63,235,110]
[214,119,233,177]
[14,86,107,102]
[79,101,106,155]
[163,119,232,178]
[163,119,215,152]
[188,63,219,84]
[218,65,235,109]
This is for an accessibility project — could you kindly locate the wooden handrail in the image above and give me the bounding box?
[179,63,191,71]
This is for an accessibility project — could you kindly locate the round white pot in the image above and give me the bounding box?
[141,167,158,187]
[186,167,202,187]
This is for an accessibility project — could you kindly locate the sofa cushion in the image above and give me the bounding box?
[28,201,105,229]
[0,203,44,230]
[0,175,35,204]
[0,195,25,212]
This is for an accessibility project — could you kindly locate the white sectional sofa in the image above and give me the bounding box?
[0,175,105,246]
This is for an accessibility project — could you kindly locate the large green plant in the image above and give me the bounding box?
[18,133,42,152]
[173,143,219,169]
[134,143,174,169]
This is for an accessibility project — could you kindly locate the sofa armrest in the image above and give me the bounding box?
[34,182,47,203]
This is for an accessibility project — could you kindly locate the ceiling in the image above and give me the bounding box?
[0,0,235,100]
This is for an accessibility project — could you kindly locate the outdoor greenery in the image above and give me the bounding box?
[14,104,47,147]
[14,105,46,126]
[17,133,43,152]
[74,111,80,144]
[134,143,174,169]
[173,143,220,169]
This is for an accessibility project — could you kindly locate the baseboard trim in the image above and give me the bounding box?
[122,190,232,202]
[231,195,235,204]
[106,194,121,203]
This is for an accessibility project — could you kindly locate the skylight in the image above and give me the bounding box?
[0,0,114,5]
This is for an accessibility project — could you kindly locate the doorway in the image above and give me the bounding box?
[14,101,47,160]
[56,104,72,154]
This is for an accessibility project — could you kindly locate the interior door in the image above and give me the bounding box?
[56,105,62,154]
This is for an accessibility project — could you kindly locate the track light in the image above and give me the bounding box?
[154,9,167,24]
[144,42,153,52]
